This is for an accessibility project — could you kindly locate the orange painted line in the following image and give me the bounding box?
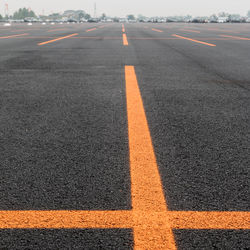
[219,35,250,41]
[0,210,249,229]
[0,211,132,229]
[0,33,29,39]
[173,34,216,47]
[123,33,129,46]
[11,29,39,32]
[125,65,177,249]
[204,28,239,34]
[122,24,125,33]
[152,28,163,33]
[37,33,78,45]
[86,28,97,32]
[179,29,200,33]
[170,211,250,229]
[47,28,67,32]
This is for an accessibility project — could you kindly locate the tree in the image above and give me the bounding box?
[218,12,229,17]
[78,12,85,20]
[247,10,250,17]
[210,14,218,21]
[0,14,3,20]
[101,13,106,20]
[127,14,135,20]
[84,14,91,20]
[13,8,36,19]
[48,13,61,20]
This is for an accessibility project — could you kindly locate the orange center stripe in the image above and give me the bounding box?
[0,33,29,39]
[123,33,129,46]
[125,65,177,249]
[38,33,78,45]
[173,34,216,47]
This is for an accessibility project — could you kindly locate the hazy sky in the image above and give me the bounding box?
[2,0,250,17]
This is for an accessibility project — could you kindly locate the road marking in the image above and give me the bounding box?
[123,33,129,46]
[86,28,97,32]
[179,29,201,33]
[219,35,250,41]
[0,33,29,39]
[125,65,177,249]
[172,34,216,47]
[10,29,38,32]
[0,211,249,229]
[47,28,67,32]
[37,33,78,46]
[152,28,163,33]
[0,65,249,248]
[204,28,239,34]
[122,24,125,33]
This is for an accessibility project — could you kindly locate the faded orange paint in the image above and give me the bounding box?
[38,33,78,45]
[152,28,163,33]
[173,34,216,47]
[219,35,250,41]
[0,33,29,39]
[86,28,97,32]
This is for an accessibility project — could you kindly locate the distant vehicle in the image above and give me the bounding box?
[218,17,228,23]
[209,20,218,23]
[24,17,38,23]
[88,18,99,23]
[68,18,77,23]
[192,18,206,23]
[80,18,88,23]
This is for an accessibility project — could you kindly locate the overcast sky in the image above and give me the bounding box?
[1,0,250,17]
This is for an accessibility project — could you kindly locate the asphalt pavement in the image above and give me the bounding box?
[0,22,249,249]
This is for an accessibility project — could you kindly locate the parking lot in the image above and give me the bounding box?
[0,22,249,249]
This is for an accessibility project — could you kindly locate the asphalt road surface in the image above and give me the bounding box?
[0,22,249,249]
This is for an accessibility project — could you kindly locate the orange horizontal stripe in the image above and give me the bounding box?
[219,35,250,41]
[0,210,248,229]
[170,211,250,229]
[179,29,201,33]
[173,34,216,47]
[0,33,29,39]
[47,28,67,32]
[86,28,97,32]
[38,33,78,45]
[152,28,163,33]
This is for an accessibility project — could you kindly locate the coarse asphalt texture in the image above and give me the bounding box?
[0,22,249,249]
